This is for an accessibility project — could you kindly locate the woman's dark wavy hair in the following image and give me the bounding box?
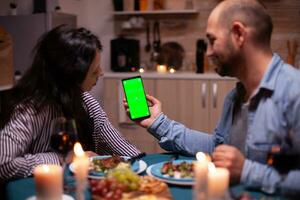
[0,25,102,151]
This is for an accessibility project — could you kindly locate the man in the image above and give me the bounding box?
[125,0,300,196]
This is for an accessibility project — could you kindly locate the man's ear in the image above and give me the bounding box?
[231,21,246,47]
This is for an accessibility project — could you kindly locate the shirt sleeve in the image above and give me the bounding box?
[148,113,215,155]
[0,107,60,181]
[82,92,141,157]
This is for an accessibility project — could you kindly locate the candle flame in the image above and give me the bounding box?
[42,164,50,172]
[74,142,85,157]
[169,68,176,73]
[208,162,216,172]
[196,152,206,161]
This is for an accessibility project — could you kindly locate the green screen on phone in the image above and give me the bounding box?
[122,76,150,120]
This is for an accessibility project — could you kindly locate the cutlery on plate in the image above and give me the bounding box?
[128,152,146,164]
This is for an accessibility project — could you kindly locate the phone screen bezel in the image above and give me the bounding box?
[121,76,150,120]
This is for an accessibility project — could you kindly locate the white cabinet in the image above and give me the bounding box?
[102,73,236,153]
[155,79,236,133]
[103,78,160,153]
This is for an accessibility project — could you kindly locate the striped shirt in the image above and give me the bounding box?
[0,92,140,181]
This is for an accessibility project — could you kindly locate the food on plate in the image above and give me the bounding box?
[160,161,194,178]
[91,155,127,173]
[90,178,125,200]
[91,174,170,200]
[139,176,168,194]
[107,167,140,192]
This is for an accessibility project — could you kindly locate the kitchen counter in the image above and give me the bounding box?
[103,72,236,80]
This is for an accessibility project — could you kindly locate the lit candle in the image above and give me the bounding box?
[207,163,229,199]
[169,68,176,73]
[193,152,210,200]
[34,164,63,200]
[157,64,167,73]
[139,68,145,73]
[73,142,89,200]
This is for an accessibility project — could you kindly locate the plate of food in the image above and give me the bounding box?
[146,160,195,186]
[90,175,172,200]
[69,155,147,179]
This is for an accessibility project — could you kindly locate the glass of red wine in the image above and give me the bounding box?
[50,117,78,192]
[267,145,299,174]
[267,130,300,174]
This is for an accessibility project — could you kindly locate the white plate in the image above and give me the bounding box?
[69,155,147,179]
[26,194,74,200]
[146,162,195,186]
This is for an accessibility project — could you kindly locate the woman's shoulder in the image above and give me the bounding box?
[14,100,57,118]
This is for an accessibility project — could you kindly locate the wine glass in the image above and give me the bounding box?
[267,129,300,174]
[50,117,78,192]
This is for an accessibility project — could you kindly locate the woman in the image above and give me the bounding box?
[0,25,141,181]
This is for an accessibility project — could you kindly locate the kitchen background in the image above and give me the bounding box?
[0,0,299,100]
[0,0,300,152]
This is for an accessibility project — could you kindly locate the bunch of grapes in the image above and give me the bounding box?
[107,168,140,192]
[90,178,125,200]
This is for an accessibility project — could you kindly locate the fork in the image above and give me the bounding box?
[128,152,146,164]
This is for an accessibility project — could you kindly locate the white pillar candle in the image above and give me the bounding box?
[157,64,167,73]
[34,164,63,200]
[73,142,89,200]
[193,152,210,200]
[207,163,229,199]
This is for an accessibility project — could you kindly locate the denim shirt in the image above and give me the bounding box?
[148,53,300,195]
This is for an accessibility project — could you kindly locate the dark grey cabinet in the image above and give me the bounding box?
[0,13,76,74]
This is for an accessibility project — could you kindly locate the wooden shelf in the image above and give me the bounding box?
[113,9,198,16]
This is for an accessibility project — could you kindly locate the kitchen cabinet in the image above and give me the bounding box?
[103,78,161,153]
[155,79,236,132]
[0,12,76,74]
[102,73,236,153]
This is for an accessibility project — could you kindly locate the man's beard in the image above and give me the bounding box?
[214,43,241,77]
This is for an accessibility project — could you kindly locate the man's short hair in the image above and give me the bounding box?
[218,0,273,47]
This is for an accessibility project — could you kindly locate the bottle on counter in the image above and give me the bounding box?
[196,39,207,73]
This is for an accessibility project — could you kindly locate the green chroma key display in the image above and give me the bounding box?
[122,76,150,120]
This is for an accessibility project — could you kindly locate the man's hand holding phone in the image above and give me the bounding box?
[122,76,162,128]
[123,94,162,128]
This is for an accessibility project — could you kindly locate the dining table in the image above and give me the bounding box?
[4,153,281,200]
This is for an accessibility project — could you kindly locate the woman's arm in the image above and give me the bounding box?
[0,106,60,181]
[82,92,141,157]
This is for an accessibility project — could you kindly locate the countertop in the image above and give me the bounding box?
[103,72,236,80]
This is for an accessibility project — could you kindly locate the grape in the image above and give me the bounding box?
[107,168,140,192]
[89,178,125,200]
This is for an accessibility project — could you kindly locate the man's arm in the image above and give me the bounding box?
[148,113,215,155]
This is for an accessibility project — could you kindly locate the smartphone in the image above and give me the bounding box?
[122,76,150,120]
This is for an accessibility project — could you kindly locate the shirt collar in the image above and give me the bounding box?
[233,53,282,102]
[257,53,283,91]
[236,53,282,92]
